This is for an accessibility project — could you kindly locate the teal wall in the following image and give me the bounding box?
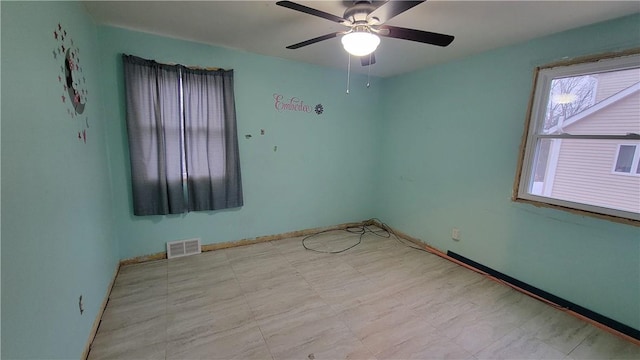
[377,14,640,330]
[98,27,382,259]
[1,2,119,359]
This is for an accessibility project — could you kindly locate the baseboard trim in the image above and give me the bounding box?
[81,263,120,360]
[119,220,370,266]
[376,220,640,345]
[119,251,167,266]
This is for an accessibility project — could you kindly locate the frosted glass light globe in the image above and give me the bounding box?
[341,31,380,57]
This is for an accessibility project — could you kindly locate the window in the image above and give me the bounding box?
[515,53,640,221]
[122,55,243,215]
[613,144,640,175]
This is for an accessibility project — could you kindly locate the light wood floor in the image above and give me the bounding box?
[88,228,640,359]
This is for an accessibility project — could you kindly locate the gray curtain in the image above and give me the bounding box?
[182,68,243,211]
[123,55,186,215]
[122,54,242,215]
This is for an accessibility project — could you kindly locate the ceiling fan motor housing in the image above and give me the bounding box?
[344,1,378,25]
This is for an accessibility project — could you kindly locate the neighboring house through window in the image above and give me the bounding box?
[515,53,640,221]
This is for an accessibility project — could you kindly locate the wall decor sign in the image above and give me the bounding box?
[53,23,89,143]
[273,93,323,116]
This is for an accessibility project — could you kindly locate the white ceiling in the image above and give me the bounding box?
[83,1,640,77]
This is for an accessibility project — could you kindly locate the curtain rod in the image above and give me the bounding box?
[123,54,228,71]
[162,61,225,71]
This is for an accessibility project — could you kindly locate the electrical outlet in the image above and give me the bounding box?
[452,228,461,241]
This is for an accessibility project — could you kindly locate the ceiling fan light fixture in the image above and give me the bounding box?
[341,30,380,57]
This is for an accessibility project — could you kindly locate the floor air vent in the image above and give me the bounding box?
[167,238,201,259]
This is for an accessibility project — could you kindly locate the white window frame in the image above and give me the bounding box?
[515,52,640,222]
[612,143,640,176]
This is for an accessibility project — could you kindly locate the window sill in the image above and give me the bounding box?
[512,197,640,227]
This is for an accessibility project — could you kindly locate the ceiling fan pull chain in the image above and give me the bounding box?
[346,53,351,94]
[366,53,372,88]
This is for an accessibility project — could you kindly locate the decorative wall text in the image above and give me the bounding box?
[273,93,312,113]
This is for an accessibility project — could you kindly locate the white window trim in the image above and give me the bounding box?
[542,138,562,197]
[612,143,640,176]
[516,53,640,222]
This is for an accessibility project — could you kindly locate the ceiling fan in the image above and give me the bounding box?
[276,0,454,66]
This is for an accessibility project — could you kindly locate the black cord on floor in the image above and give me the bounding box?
[370,218,432,254]
[301,218,431,254]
